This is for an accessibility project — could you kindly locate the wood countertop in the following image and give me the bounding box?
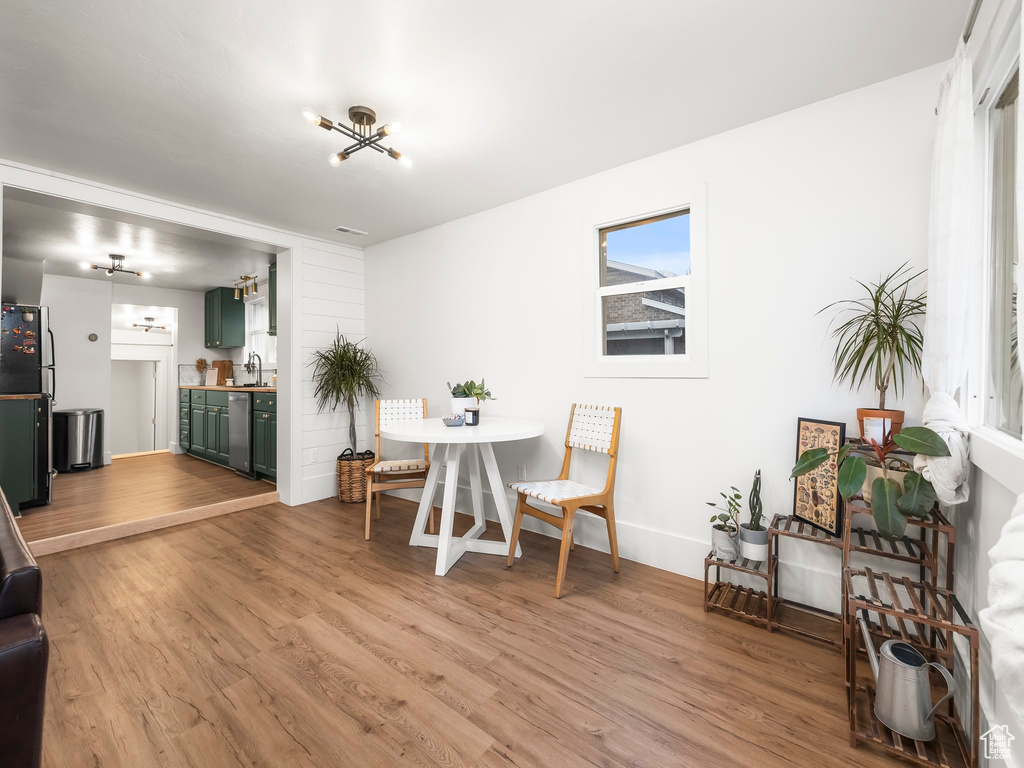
[180,386,277,393]
[0,393,44,401]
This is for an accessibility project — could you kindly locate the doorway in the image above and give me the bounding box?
[110,360,156,455]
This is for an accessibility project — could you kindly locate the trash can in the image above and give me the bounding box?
[54,408,104,472]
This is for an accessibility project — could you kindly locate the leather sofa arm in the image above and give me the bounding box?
[0,614,48,768]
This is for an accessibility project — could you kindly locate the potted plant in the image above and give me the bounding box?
[791,426,950,540]
[820,263,926,440]
[739,470,769,561]
[311,333,382,503]
[447,379,495,416]
[707,486,741,561]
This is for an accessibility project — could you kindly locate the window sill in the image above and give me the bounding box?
[970,426,1024,496]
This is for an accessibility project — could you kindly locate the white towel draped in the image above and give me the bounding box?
[978,494,1024,733]
[913,392,970,505]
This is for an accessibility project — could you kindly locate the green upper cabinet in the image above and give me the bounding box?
[205,287,245,348]
[268,261,278,337]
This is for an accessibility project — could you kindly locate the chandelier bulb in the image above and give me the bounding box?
[301,108,318,125]
[329,151,347,167]
[399,155,412,168]
[253,280,259,294]
[234,287,240,300]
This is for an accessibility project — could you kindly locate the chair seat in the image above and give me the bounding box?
[509,479,603,504]
[371,459,428,474]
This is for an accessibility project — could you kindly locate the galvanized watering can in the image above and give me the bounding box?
[858,611,954,741]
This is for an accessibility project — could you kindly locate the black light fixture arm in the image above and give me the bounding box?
[302,105,409,167]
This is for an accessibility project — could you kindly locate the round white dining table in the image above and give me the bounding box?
[380,416,544,576]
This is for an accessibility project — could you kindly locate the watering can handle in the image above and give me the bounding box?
[925,662,955,722]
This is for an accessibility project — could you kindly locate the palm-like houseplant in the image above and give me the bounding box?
[311,333,382,502]
[822,263,926,439]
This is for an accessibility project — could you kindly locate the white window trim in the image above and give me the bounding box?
[244,283,277,367]
[581,183,708,378]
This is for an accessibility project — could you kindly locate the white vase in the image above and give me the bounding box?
[450,397,477,416]
[862,465,907,503]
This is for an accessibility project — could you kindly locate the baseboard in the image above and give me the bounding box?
[111,449,171,460]
[28,490,279,556]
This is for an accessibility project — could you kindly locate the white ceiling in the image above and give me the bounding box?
[3,190,277,292]
[0,1,967,246]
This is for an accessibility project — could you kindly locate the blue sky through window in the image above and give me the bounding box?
[605,213,690,276]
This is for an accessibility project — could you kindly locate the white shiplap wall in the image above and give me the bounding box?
[299,240,369,502]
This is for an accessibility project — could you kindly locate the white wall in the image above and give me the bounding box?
[297,241,367,502]
[109,359,155,454]
[39,274,114,461]
[365,64,939,607]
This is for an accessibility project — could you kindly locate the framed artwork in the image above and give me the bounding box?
[793,417,846,537]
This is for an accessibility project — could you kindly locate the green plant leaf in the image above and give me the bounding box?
[871,477,908,541]
[837,443,853,466]
[892,426,951,457]
[791,447,830,478]
[896,472,937,518]
[837,455,867,499]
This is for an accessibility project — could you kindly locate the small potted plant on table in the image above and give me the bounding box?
[739,470,769,561]
[447,379,495,421]
[311,333,382,503]
[707,487,741,561]
[821,263,926,440]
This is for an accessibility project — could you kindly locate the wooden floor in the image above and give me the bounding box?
[18,452,277,555]
[37,496,900,768]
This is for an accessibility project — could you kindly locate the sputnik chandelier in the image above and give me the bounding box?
[81,254,149,279]
[133,317,166,333]
[301,105,410,168]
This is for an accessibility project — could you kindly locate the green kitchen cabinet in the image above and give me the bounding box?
[268,261,277,337]
[204,287,245,349]
[0,398,38,512]
[252,409,276,480]
[204,403,230,465]
[189,404,207,455]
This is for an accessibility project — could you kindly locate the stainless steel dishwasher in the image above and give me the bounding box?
[228,391,254,477]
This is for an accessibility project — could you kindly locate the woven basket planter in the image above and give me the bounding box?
[337,449,376,503]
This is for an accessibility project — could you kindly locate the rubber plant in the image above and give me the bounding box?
[311,333,382,454]
[791,426,950,540]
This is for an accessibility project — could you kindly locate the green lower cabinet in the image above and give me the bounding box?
[189,404,207,455]
[267,412,277,477]
[0,399,38,512]
[253,411,272,477]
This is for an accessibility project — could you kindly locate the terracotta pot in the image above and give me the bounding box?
[856,408,905,442]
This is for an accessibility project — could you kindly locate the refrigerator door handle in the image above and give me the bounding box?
[47,366,56,404]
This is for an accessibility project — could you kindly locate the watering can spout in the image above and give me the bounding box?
[858,610,880,681]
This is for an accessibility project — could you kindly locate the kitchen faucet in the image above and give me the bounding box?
[245,351,263,386]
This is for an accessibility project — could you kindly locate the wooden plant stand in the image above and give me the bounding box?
[844,567,979,768]
[703,552,776,628]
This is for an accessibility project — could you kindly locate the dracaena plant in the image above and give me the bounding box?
[707,487,742,537]
[311,333,382,454]
[791,426,950,540]
[822,263,926,410]
[447,379,495,403]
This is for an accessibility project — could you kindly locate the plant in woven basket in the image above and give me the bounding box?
[311,333,382,455]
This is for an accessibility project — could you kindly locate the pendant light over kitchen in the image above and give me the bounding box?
[234,275,258,300]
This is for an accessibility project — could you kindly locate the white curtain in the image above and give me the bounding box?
[978,494,1024,732]
[915,41,974,505]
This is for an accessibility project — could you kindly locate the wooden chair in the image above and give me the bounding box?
[365,399,435,540]
[507,404,622,597]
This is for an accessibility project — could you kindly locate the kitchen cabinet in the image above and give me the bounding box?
[185,389,230,466]
[253,394,276,480]
[268,261,277,337]
[189,403,207,455]
[204,404,230,465]
[0,398,38,512]
[204,287,245,349]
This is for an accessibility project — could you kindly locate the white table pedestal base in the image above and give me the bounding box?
[409,442,523,576]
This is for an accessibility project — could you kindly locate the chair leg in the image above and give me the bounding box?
[605,503,620,573]
[374,486,382,519]
[364,481,374,541]
[555,507,575,598]
[428,505,436,535]
[507,495,526,567]
[569,532,575,551]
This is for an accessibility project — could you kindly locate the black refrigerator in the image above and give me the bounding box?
[0,304,54,508]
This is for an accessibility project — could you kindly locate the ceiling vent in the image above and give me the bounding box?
[333,225,368,237]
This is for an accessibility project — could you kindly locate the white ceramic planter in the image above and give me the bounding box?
[862,465,907,503]
[739,523,770,562]
[450,397,477,416]
[711,526,739,561]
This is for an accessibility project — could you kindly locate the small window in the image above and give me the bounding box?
[599,210,689,357]
[986,71,1022,438]
[245,295,277,367]
[582,186,708,378]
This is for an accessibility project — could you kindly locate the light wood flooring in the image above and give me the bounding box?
[38,496,899,768]
[18,452,276,555]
